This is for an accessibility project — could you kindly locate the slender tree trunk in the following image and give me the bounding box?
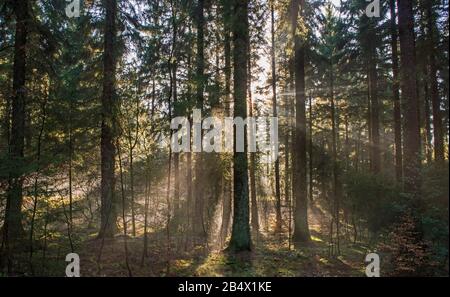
[117,142,132,277]
[292,0,310,246]
[129,148,136,236]
[286,60,295,249]
[127,97,139,238]
[344,113,350,169]
[367,78,372,172]
[284,123,291,202]
[29,92,47,274]
[369,57,380,174]
[186,145,194,238]
[389,0,403,180]
[68,104,74,228]
[284,93,291,215]
[330,57,340,255]
[166,42,174,269]
[398,0,422,202]
[165,143,173,273]
[220,176,232,246]
[364,16,381,174]
[220,0,233,246]
[248,52,259,239]
[193,0,206,238]
[41,202,49,273]
[284,56,294,207]
[309,94,313,203]
[355,128,361,171]
[228,0,251,252]
[3,1,29,272]
[141,165,151,265]
[99,0,118,239]
[271,3,282,234]
[171,3,180,219]
[424,75,433,163]
[223,0,232,117]
[1,80,11,154]
[128,148,135,236]
[425,0,445,162]
[186,41,194,242]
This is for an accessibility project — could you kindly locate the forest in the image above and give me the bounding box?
[0,0,448,277]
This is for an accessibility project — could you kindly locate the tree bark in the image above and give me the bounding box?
[330,56,340,255]
[398,0,422,201]
[193,0,206,238]
[4,0,29,255]
[368,58,380,174]
[425,0,445,162]
[228,0,251,252]
[127,94,140,238]
[424,70,433,163]
[363,15,381,174]
[271,3,282,234]
[248,52,259,238]
[117,142,132,276]
[389,0,403,180]
[220,0,233,246]
[99,0,118,238]
[291,0,311,246]
[29,88,48,273]
[171,1,180,219]
[309,94,313,203]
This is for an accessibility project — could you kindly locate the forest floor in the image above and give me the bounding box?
[74,203,371,277]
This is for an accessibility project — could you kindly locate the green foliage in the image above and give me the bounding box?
[421,163,449,271]
[380,215,438,276]
[343,171,406,234]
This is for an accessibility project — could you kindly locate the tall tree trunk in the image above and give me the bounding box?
[171,2,180,219]
[129,146,136,237]
[309,93,313,203]
[193,0,206,238]
[99,0,118,238]
[165,141,172,273]
[29,90,47,274]
[292,0,310,246]
[141,164,151,264]
[248,51,259,239]
[424,72,433,163]
[271,3,282,234]
[330,56,340,255]
[228,0,251,252]
[344,113,350,169]
[117,142,132,276]
[284,116,291,202]
[418,9,432,164]
[186,39,194,241]
[425,0,445,162]
[390,0,403,180]
[127,95,139,237]
[369,59,380,174]
[223,0,232,117]
[68,104,74,228]
[364,16,381,174]
[398,0,422,202]
[4,0,29,259]
[367,78,372,172]
[220,176,232,246]
[220,0,233,246]
[284,56,294,208]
